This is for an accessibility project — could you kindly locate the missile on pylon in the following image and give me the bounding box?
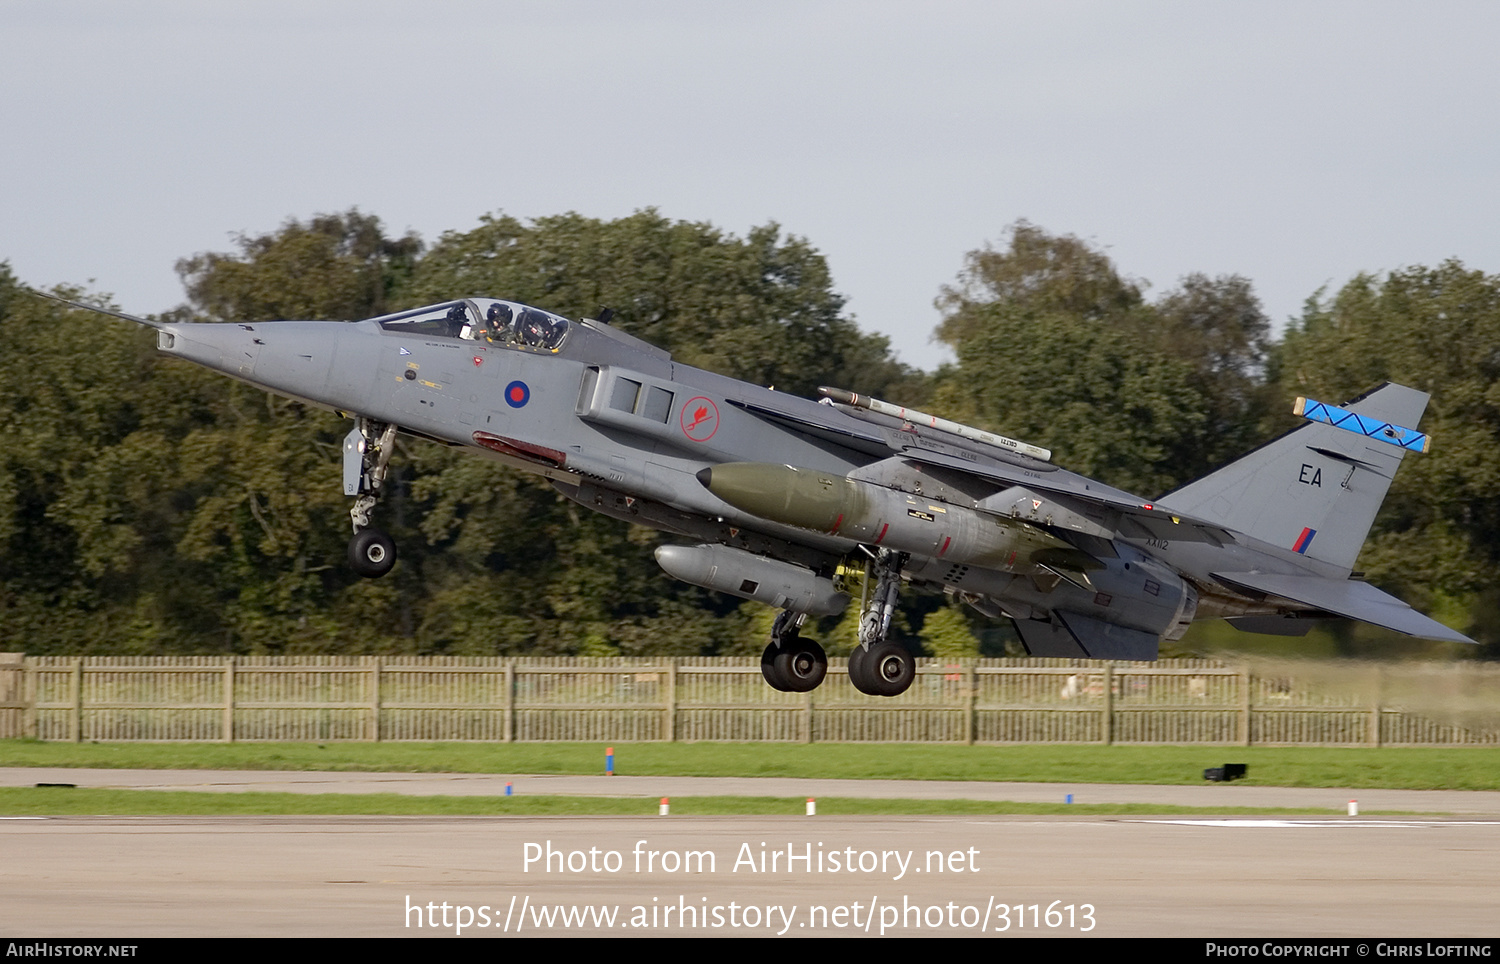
[696,462,1086,574]
[817,387,1052,462]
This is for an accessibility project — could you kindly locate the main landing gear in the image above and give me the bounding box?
[759,549,917,698]
[847,549,916,697]
[344,419,398,578]
[760,610,828,693]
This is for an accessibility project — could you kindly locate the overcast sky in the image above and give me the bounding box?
[4,1,1498,372]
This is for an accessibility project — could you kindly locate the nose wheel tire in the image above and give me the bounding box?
[847,639,915,697]
[348,528,397,578]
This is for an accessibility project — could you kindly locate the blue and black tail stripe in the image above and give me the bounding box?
[1294,397,1431,453]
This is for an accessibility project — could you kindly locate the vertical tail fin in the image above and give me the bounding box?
[1158,382,1429,574]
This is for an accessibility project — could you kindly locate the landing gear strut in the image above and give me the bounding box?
[344,419,398,578]
[847,549,916,697]
[760,610,828,693]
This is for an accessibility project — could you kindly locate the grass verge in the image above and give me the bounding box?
[1,740,1497,790]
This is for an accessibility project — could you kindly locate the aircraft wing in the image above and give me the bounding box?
[723,398,896,457]
[900,446,1237,546]
[1212,571,1475,644]
[729,396,1236,546]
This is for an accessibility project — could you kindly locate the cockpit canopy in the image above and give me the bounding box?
[373,299,570,352]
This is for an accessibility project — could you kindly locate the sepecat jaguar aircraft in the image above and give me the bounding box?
[32,291,1474,696]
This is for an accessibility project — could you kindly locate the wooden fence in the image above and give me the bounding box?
[1,654,1496,745]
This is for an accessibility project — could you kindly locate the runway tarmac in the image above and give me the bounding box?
[2,769,1499,938]
[3,812,1498,938]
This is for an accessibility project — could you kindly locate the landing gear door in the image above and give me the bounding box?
[342,427,364,496]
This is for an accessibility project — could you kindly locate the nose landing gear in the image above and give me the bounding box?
[348,526,396,578]
[344,419,398,578]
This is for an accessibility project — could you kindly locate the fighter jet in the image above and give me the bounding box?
[31,291,1475,696]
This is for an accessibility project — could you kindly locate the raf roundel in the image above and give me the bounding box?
[504,380,530,408]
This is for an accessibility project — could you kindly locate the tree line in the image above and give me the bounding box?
[2,211,1495,658]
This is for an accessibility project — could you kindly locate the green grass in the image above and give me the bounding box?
[2,739,1498,790]
[0,786,1388,818]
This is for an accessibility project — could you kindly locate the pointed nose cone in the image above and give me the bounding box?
[158,322,262,377]
[157,320,353,406]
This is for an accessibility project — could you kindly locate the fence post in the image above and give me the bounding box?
[964,663,975,746]
[1239,663,1252,746]
[369,656,382,743]
[222,657,235,743]
[71,658,83,743]
[504,660,515,743]
[1102,663,1114,745]
[1368,664,1382,747]
[665,660,677,742]
[23,658,36,739]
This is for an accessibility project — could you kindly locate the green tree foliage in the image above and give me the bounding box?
[0,259,401,653]
[1152,273,1276,475]
[934,219,1144,348]
[933,308,1213,496]
[0,266,177,651]
[921,603,980,659]
[930,222,1275,496]
[177,210,421,322]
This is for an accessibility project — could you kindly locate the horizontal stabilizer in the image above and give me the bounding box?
[1212,571,1474,644]
[1012,611,1159,661]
